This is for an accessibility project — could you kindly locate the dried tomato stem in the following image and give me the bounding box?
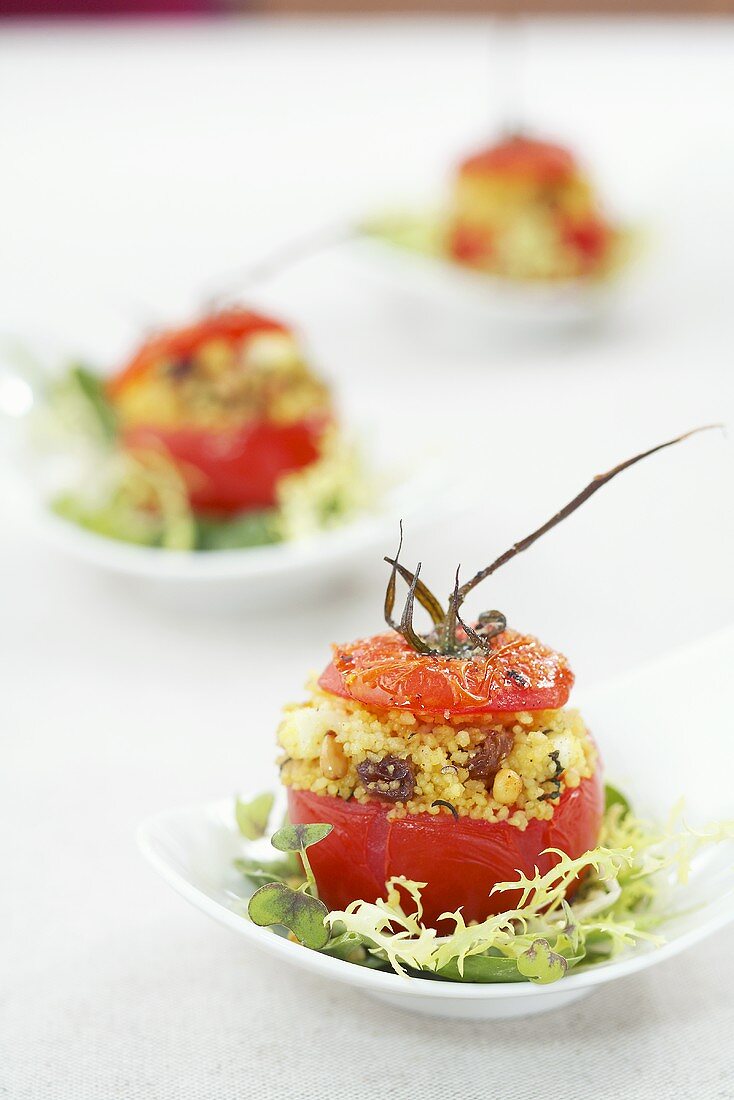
[384,522,446,631]
[399,563,436,655]
[440,567,462,652]
[382,426,721,656]
[384,557,446,626]
[456,425,722,607]
[455,603,493,654]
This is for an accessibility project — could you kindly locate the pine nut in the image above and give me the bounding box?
[492,767,523,805]
[320,732,348,780]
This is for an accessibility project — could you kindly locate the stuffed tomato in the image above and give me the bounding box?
[107,308,332,515]
[279,626,603,930]
[448,134,617,281]
[273,431,716,930]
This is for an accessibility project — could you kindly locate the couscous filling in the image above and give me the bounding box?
[114,331,330,431]
[278,684,596,829]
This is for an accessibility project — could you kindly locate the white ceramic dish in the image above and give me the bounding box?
[139,627,734,1019]
[0,336,459,606]
[348,234,634,330]
[1,401,458,606]
[29,457,452,604]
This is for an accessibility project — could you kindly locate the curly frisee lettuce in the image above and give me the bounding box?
[236,787,734,985]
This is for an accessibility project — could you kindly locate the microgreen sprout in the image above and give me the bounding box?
[247,823,334,950]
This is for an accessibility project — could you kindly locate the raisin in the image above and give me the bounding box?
[356,755,415,802]
[166,356,195,380]
[467,729,514,785]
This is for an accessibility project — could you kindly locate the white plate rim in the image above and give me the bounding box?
[24,456,458,581]
[349,232,630,309]
[138,626,734,1001]
[138,797,734,1004]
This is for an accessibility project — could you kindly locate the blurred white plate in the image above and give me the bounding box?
[0,338,459,605]
[13,453,456,608]
[139,626,734,1020]
[348,233,635,330]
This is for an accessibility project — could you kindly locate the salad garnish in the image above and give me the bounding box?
[236,426,729,985]
[365,134,637,284]
[38,326,376,551]
[238,788,733,985]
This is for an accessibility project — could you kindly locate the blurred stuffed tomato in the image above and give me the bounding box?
[107,309,332,515]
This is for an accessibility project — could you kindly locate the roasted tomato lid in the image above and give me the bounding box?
[320,428,717,717]
[319,629,573,716]
[458,134,577,183]
[108,308,289,397]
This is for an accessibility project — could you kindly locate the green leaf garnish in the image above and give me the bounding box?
[235,792,275,841]
[53,364,117,443]
[234,860,293,887]
[516,938,568,985]
[45,361,118,449]
[433,953,529,984]
[196,511,281,551]
[271,823,333,853]
[70,366,117,441]
[248,882,330,949]
[234,819,333,897]
[235,789,734,985]
[604,783,632,816]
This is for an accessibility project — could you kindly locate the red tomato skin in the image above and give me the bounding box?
[318,630,574,717]
[108,310,288,398]
[561,216,610,268]
[448,224,494,266]
[458,137,576,184]
[287,768,604,930]
[318,659,570,716]
[123,414,328,514]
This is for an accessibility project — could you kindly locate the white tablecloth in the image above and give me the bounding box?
[2,17,733,1099]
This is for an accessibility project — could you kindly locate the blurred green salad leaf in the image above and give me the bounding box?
[45,372,371,554]
[196,511,281,551]
[66,364,118,443]
[235,792,275,841]
[234,855,300,888]
[362,210,445,258]
[604,783,632,816]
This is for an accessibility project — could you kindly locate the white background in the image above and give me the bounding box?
[1,16,733,1099]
